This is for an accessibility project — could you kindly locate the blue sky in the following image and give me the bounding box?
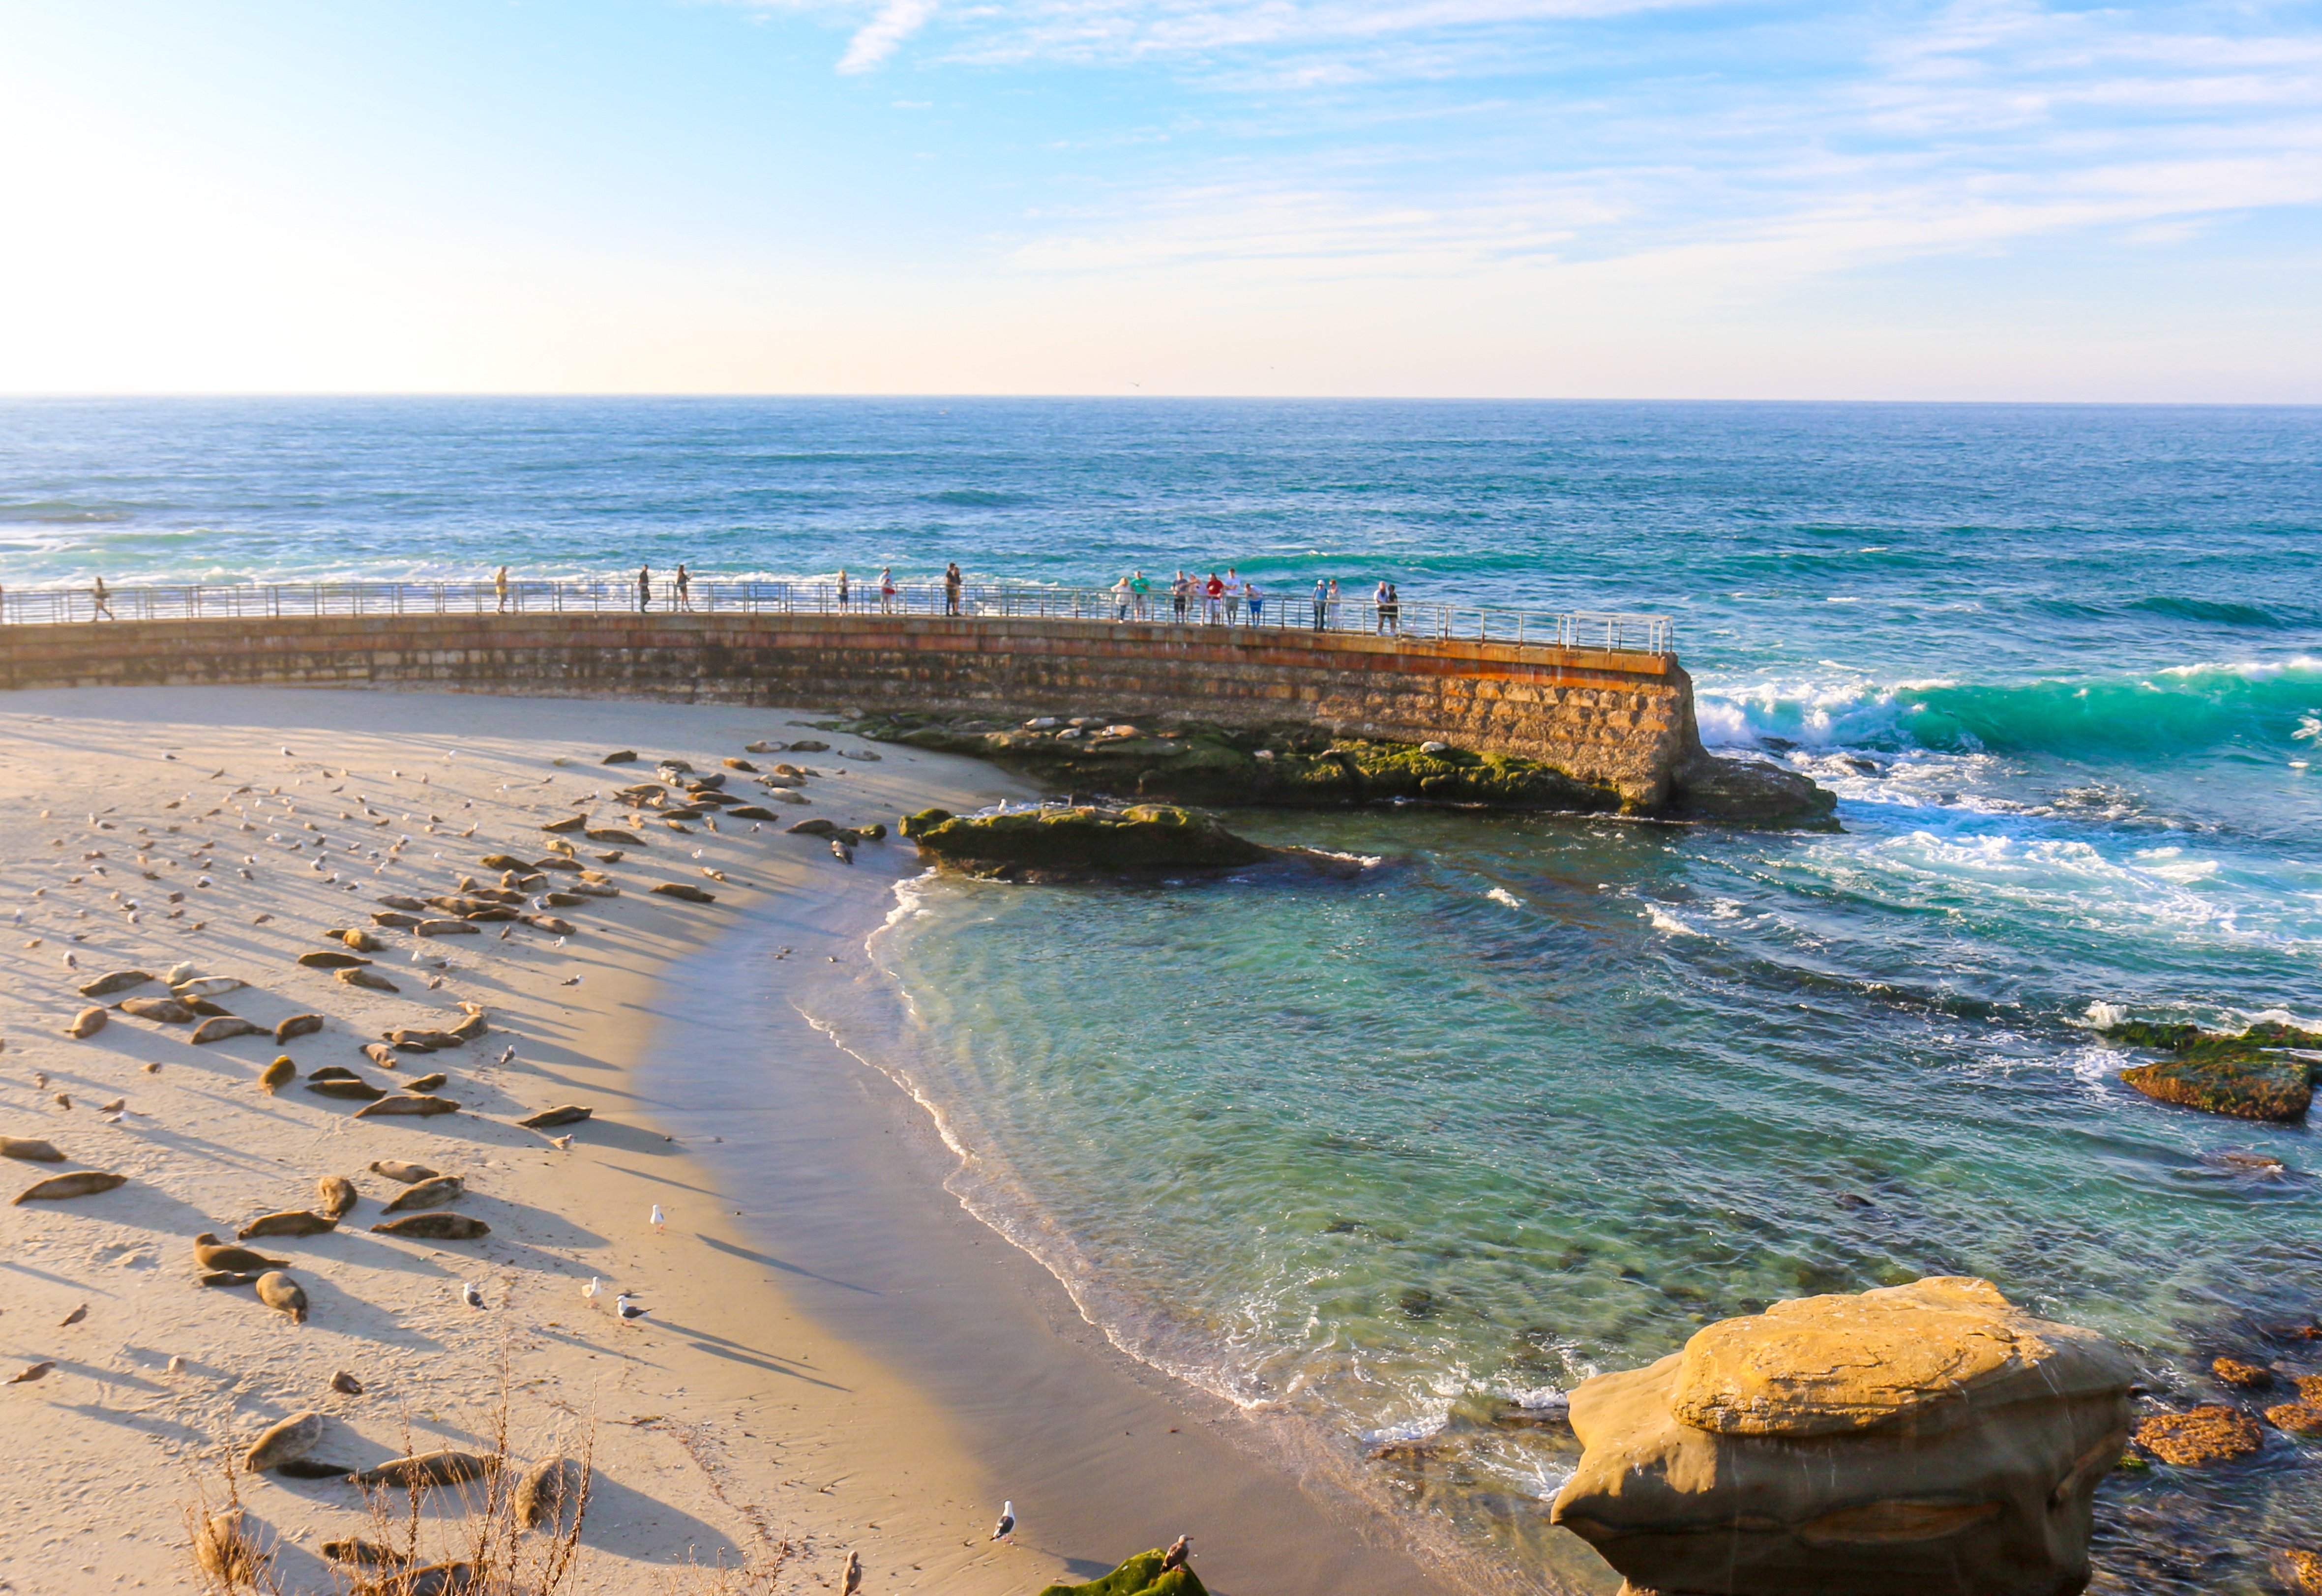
[2,0,2318,397]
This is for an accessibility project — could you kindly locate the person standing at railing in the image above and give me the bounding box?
[836,568,851,610]
[91,575,116,621]
[1172,571,1192,623]
[637,566,652,613]
[878,567,897,612]
[1222,568,1245,625]
[1326,577,1342,630]
[944,562,963,615]
[1312,577,1328,630]
[675,564,694,611]
[1111,573,1133,621]
[1246,578,1264,626]
[1374,580,1400,634]
[1203,571,1224,623]
[1130,569,1152,621]
[494,565,510,613]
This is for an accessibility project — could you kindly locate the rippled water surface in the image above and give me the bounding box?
[8,398,2322,1590]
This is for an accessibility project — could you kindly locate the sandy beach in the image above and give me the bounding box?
[0,685,1482,1596]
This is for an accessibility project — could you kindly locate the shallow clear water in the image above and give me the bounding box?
[8,397,2322,1589]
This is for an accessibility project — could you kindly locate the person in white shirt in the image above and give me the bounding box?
[1112,573,1134,621]
[1223,568,1246,624]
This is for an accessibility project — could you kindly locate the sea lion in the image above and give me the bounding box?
[340,967,400,992]
[243,1409,326,1472]
[200,1270,265,1287]
[360,1042,400,1068]
[477,853,530,871]
[172,975,244,998]
[447,1011,489,1042]
[194,1507,267,1585]
[0,1136,64,1162]
[522,914,576,935]
[255,1270,309,1323]
[370,1160,439,1183]
[405,1072,448,1094]
[350,1449,497,1488]
[64,1006,108,1038]
[195,1234,291,1271]
[584,828,642,844]
[541,814,587,833]
[514,1455,587,1532]
[726,805,778,821]
[276,1013,325,1042]
[309,1065,360,1082]
[652,882,715,903]
[542,890,586,907]
[77,970,152,998]
[376,895,428,912]
[787,817,837,836]
[259,1056,297,1093]
[238,1209,339,1238]
[381,1174,463,1212]
[192,1015,268,1044]
[119,996,196,1023]
[371,911,422,929]
[335,929,385,952]
[14,1170,126,1203]
[416,919,479,937]
[371,1212,490,1241]
[322,1538,408,1567]
[518,1105,592,1130]
[387,1028,459,1051]
[298,951,369,970]
[317,1175,358,1217]
[354,1095,460,1119]
[307,1078,386,1101]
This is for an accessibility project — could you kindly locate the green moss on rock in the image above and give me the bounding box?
[904,804,1273,877]
[2104,1016,2322,1121]
[1037,1551,1207,1596]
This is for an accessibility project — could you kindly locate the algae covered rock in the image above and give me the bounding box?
[1037,1550,1206,1596]
[2106,1015,2321,1121]
[1549,1276,2133,1596]
[903,804,1273,879]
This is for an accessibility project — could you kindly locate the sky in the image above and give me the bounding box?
[1,0,2318,399]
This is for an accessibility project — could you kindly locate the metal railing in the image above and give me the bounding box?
[0,580,1676,656]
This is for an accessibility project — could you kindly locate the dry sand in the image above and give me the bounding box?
[0,687,1485,1596]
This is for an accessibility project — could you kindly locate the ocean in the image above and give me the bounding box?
[7,396,2322,1590]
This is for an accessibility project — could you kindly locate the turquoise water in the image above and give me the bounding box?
[8,398,2322,1588]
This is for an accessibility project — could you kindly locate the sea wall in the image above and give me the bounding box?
[0,611,1723,808]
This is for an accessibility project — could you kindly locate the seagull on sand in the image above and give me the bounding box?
[460,1281,486,1309]
[582,1276,601,1301]
[990,1502,1015,1542]
[615,1294,651,1324]
[649,1204,666,1234]
[843,1550,863,1596]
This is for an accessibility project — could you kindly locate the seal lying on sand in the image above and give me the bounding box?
[238,1210,339,1239]
[382,1175,463,1212]
[515,1455,587,1532]
[370,1160,439,1183]
[256,1271,309,1323]
[0,1136,65,1162]
[518,1105,591,1130]
[195,1233,290,1271]
[243,1410,326,1472]
[316,1175,358,1218]
[351,1450,497,1488]
[195,1507,267,1584]
[259,1056,296,1093]
[14,1170,126,1203]
[372,1212,490,1240]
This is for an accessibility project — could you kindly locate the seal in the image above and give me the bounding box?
[382,1174,463,1212]
[360,1042,400,1068]
[275,1013,326,1042]
[514,1455,587,1532]
[340,967,401,992]
[370,911,422,929]
[195,1507,267,1585]
[13,1170,127,1203]
[369,1159,440,1183]
[518,1105,592,1130]
[238,1209,340,1239]
[584,827,642,844]
[477,853,530,872]
[448,1010,490,1041]
[417,919,480,937]
[119,996,196,1023]
[173,975,245,998]
[371,1212,490,1240]
[541,814,587,833]
[256,1270,309,1323]
[77,970,152,997]
[243,1409,326,1472]
[377,895,428,911]
[273,1458,356,1479]
[307,1078,387,1101]
[351,1449,497,1487]
[405,1072,449,1094]
[355,1094,460,1118]
[195,1233,291,1271]
[258,1056,297,1094]
[354,1561,477,1596]
[316,1175,358,1218]
[322,1539,409,1567]
[335,929,385,952]
[298,951,369,970]
[200,1270,265,1287]
[522,914,575,935]
[192,1016,268,1044]
[0,1136,65,1162]
[309,1065,359,1082]
[64,1006,108,1038]
[652,882,716,903]
[387,1027,462,1050]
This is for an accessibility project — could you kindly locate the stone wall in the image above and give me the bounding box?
[0,611,1709,807]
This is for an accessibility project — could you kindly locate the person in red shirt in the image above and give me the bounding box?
[1204,571,1225,623]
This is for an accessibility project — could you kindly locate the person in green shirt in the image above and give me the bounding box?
[1129,569,1153,621]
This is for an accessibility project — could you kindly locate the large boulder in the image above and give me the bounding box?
[1667,752,1839,828]
[2106,1016,2321,1122]
[901,804,1273,880]
[1549,1277,2133,1596]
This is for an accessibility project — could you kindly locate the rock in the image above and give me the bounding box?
[2213,1355,2273,1388]
[298,951,370,970]
[2267,1402,2322,1433]
[2280,1550,2322,1594]
[339,967,400,992]
[77,970,153,997]
[652,882,716,903]
[192,1016,268,1044]
[119,996,196,1023]
[354,1095,460,1119]
[2135,1405,2263,1465]
[905,804,1273,879]
[1549,1277,2132,1596]
[275,1013,325,1043]
[2123,1055,2310,1121]
[14,1170,128,1203]
[1667,752,1841,827]
[371,1212,490,1240]
[518,1105,591,1129]
[64,1006,107,1038]
[857,822,887,840]
[1035,1550,1206,1596]
[0,1136,65,1161]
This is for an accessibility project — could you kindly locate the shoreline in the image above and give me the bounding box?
[0,684,1512,1596]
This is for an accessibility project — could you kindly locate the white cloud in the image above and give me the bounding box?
[839,0,941,70]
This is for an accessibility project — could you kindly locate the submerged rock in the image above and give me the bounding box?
[1549,1276,2132,1596]
[2134,1405,2263,1466]
[903,804,1274,880]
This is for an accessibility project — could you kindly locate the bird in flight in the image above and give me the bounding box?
[990,1501,1015,1542]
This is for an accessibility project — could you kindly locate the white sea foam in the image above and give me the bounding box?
[1485,887,1521,909]
[1643,905,1703,937]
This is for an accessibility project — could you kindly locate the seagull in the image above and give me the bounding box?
[614,1294,650,1324]
[843,1550,863,1596]
[831,838,853,864]
[60,1302,88,1327]
[461,1281,486,1309]
[497,1046,515,1065]
[1161,1535,1191,1571]
[551,1134,573,1150]
[582,1276,601,1301]
[990,1501,1015,1542]
[649,1204,666,1234]
[62,950,77,970]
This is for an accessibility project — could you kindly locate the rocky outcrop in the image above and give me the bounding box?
[1667,750,1838,828]
[2106,1017,2322,1122]
[1035,1550,1206,1596]
[1549,1276,2133,1596]
[902,804,1279,881]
